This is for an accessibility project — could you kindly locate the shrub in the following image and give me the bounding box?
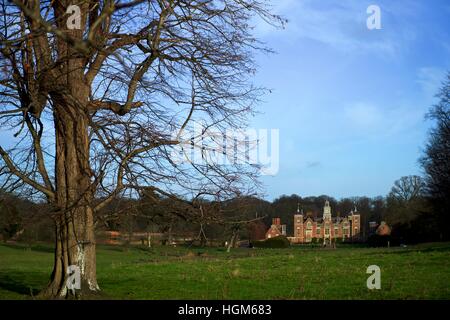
[367,234,392,247]
[252,236,290,248]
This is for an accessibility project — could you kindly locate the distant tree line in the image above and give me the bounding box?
[0,176,444,246]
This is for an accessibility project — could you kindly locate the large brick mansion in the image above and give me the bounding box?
[266,201,361,244]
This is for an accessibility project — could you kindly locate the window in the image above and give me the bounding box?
[305,231,312,242]
[316,228,321,235]
[325,229,330,235]
[307,222,312,229]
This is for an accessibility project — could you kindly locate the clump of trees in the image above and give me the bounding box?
[420,72,450,241]
[384,175,435,244]
[0,191,53,243]
[0,192,22,241]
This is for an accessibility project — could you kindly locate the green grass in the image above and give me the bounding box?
[0,242,449,299]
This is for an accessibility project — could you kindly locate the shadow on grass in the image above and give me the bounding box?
[0,271,47,297]
[0,271,114,300]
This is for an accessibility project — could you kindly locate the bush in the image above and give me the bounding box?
[252,236,290,248]
[367,234,392,247]
[16,217,54,244]
[389,213,442,245]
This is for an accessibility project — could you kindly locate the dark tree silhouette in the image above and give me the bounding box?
[420,72,450,240]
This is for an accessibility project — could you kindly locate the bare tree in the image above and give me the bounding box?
[386,175,427,227]
[420,72,450,240]
[0,0,283,298]
[389,176,426,203]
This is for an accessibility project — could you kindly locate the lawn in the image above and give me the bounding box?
[0,242,449,299]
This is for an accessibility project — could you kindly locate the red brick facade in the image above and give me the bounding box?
[269,201,361,244]
[265,218,287,239]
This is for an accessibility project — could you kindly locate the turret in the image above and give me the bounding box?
[323,200,332,220]
[294,204,304,241]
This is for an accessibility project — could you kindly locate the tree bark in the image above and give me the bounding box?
[40,89,99,298]
[227,229,238,253]
[36,2,101,296]
[40,206,98,298]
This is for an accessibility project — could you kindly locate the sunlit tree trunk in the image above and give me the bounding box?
[40,9,99,293]
[40,96,99,297]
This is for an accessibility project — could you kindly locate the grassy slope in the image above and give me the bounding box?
[0,242,449,299]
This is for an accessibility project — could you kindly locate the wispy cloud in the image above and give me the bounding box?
[255,0,421,57]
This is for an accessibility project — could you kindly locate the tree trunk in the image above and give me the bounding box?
[36,4,100,296]
[168,223,173,246]
[227,230,238,253]
[40,206,98,298]
[40,92,99,298]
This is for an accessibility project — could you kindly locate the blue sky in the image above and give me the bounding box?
[0,1,448,202]
[251,0,450,200]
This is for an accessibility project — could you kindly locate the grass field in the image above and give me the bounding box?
[0,242,449,299]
